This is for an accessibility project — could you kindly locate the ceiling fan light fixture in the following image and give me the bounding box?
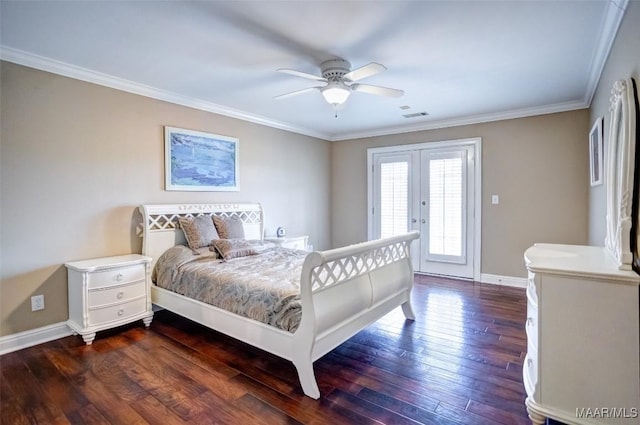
[321,82,351,105]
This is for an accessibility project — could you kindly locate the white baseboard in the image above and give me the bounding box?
[0,322,73,355]
[480,273,528,288]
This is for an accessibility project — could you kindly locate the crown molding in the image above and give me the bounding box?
[0,46,330,141]
[582,0,629,106]
[329,100,589,141]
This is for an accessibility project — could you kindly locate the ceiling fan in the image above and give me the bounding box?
[274,59,404,110]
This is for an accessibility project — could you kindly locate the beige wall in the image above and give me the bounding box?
[0,61,331,336]
[588,0,640,245]
[331,110,590,278]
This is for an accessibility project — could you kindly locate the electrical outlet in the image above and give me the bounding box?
[491,194,500,205]
[31,294,45,311]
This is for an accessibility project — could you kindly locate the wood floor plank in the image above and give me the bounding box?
[130,394,189,425]
[226,373,326,424]
[1,352,72,424]
[21,345,90,414]
[0,372,32,425]
[315,354,436,405]
[67,368,150,425]
[118,339,215,399]
[64,404,113,425]
[323,350,470,410]
[134,327,239,379]
[466,399,532,425]
[325,388,424,425]
[434,401,509,425]
[344,334,525,392]
[189,388,290,425]
[233,393,304,425]
[354,387,462,425]
[0,276,541,425]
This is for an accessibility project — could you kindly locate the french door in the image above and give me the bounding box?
[369,139,480,280]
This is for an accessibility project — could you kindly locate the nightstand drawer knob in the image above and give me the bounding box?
[117,291,124,299]
[117,308,124,316]
[115,273,124,282]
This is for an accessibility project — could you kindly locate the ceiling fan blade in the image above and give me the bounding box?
[274,86,322,100]
[343,62,386,82]
[277,68,327,82]
[351,83,404,98]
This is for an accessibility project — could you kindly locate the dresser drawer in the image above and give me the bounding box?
[88,281,146,308]
[87,265,145,289]
[527,272,537,302]
[88,298,146,325]
[523,352,538,397]
[526,294,538,350]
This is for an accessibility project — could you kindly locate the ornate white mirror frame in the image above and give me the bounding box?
[604,78,638,270]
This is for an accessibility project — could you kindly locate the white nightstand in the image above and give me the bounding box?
[264,235,310,251]
[65,254,153,345]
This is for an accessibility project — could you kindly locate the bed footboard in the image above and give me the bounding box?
[293,231,420,398]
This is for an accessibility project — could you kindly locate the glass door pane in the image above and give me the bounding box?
[371,152,415,240]
[380,161,409,238]
[428,153,464,260]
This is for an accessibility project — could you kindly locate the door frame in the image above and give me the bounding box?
[367,137,482,282]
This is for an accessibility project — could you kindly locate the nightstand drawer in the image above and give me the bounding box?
[88,281,146,308]
[87,265,145,289]
[265,235,309,251]
[283,238,307,250]
[88,298,146,325]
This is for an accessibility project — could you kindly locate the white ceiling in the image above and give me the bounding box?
[0,1,628,141]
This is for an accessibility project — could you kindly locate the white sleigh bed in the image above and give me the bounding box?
[139,203,419,399]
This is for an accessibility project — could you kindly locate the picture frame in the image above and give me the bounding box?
[589,117,603,186]
[164,126,239,191]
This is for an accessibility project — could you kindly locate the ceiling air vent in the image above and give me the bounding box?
[402,112,429,118]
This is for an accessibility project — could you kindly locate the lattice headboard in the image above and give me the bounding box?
[139,203,264,270]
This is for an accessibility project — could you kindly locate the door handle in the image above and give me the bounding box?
[421,219,426,224]
[411,219,417,223]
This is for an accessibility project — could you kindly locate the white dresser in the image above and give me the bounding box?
[524,244,640,425]
[66,254,153,345]
[264,235,309,251]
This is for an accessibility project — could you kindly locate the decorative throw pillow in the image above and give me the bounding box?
[211,238,257,260]
[178,215,219,250]
[213,216,245,239]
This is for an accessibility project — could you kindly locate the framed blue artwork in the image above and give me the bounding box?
[164,126,239,191]
[589,117,603,186]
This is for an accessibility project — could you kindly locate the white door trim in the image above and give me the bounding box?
[367,137,482,282]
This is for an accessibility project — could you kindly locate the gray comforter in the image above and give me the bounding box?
[152,244,307,332]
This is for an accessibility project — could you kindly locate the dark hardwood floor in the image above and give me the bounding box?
[1,275,541,425]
